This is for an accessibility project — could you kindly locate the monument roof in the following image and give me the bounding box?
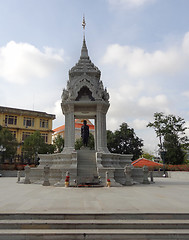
[69,37,101,78]
[61,17,110,104]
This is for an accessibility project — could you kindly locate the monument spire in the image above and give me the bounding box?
[81,15,88,59]
[69,15,101,77]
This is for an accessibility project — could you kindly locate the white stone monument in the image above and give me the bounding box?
[29,17,148,186]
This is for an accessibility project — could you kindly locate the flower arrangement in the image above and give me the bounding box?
[65,176,70,182]
[166,164,189,171]
[65,175,70,187]
[107,178,111,187]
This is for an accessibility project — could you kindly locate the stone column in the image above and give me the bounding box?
[94,117,97,151]
[124,165,133,186]
[143,166,150,184]
[17,171,21,183]
[96,103,109,153]
[43,165,50,186]
[24,165,31,184]
[62,104,75,153]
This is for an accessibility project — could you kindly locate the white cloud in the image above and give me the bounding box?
[132,119,148,130]
[185,121,189,138]
[101,33,189,153]
[102,32,189,78]
[52,99,64,125]
[107,82,144,122]
[106,83,170,133]
[182,91,189,98]
[0,41,64,84]
[138,94,169,111]
[107,0,155,9]
[182,32,189,55]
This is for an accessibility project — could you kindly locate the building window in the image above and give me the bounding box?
[23,117,34,127]
[5,115,17,125]
[10,131,16,139]
[22,132,32,141]
[40,119,48,128]
[41,133,48,143]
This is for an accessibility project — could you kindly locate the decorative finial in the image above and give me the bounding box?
[82,15,86,30]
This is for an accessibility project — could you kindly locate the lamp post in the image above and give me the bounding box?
[0,145,6,163]
[160,148,166,177]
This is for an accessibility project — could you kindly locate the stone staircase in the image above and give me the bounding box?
[77,149,99,185]
[0,213,189,239]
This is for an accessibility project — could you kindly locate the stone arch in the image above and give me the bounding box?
[74,78,98,100]
[75,86,95,101]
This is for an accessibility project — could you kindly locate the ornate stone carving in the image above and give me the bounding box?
[61,37,109,105]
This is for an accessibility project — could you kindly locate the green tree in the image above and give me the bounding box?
[163,133,186,164]
[107,123,143,160]
[147,112,189,164]
[107,130,115,152]
[75,133,95,150]
[141,152,155,160]
[146,112,166,149]
[23,131,55,162]
[0,125,17,162]
[53,134,64,153]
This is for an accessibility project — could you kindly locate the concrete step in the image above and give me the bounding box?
[77,170,98,175]
[1,213,189,220]
[77,150,98,185]
[1,213,189,239]
[77,164,97,168]
[0,229,189,240]
[0,219,189,229]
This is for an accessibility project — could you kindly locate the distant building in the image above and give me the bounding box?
[53,119,95,141]
[0,106,55,157]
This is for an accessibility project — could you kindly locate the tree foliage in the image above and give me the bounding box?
[23,131,55,162]
[0,125,17,161]
[142,152,155,160]
[107,123,143,160]
[147,112,189,164]
[53,134,64,153]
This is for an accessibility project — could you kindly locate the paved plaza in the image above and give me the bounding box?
[0,177,189,214]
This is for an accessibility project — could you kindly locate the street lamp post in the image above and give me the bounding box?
[160,149,166,177]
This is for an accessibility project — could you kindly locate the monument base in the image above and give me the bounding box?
[29,150,149,186]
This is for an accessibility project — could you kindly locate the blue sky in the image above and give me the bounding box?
[1,0,189,154]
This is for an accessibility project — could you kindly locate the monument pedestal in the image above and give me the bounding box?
[29,150,148,187]
[30,152,78,185]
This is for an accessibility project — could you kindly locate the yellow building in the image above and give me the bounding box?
[0,106,55,156]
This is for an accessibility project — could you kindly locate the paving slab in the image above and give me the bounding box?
[0,177,189,213]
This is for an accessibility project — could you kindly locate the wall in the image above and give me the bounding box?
[168,171,189,180]
[0,170,25,177]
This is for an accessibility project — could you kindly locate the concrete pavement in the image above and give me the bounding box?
[0,177,189,213]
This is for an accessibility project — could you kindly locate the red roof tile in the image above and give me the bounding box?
[132,158,163,167]
[53,125,65,133]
